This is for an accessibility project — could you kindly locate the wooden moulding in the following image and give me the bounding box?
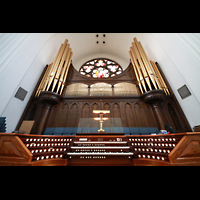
[0,135,32,166]
[168,133,200,166]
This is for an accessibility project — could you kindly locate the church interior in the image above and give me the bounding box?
[0,33,200,166]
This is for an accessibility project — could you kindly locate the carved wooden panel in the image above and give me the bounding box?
[16,62,192,133]
[0,135,32,164]
[125,103,135,127]
[92,103,99,118]
[169,134,200,165]
[134,103,145,127]
[112,103,121,119]
[57,103,69,127]
[82,103,90,118]
[146,104,157,127]
[67,103,78,127]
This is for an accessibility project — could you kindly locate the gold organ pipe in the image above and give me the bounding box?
[132,41,152,91]
[45,44,64,91]
[149,60,164,91]
[129,37,170,95]
[46,42,66,91]
[60,51,73,95]
[150,61,170,95]
[36,39,73,96]
[150,61,166,93]
[135,38,158,90]
[39,64,52,96]
[130,46,147,92]
[138,41,162,90]
[51,41,70,92]
[56,47,72,94]
[35,63,52,97]
[129,50,143,93]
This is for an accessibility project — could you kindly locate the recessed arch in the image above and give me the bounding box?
[114,82,138,96]
[90,82,112,96]
[64,83,88,96]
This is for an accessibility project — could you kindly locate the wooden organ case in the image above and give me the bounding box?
[5,37,199,166]
[16,38,191,135]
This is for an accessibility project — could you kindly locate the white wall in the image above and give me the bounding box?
[0,33,54,132]
[151,33,200,128]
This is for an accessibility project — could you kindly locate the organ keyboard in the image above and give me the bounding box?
[63,136,134,166]
[0,132,200,166]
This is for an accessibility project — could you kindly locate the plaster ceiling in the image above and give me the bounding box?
[42,33,158,71]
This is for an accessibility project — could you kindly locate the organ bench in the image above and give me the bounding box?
[0,132,200,166]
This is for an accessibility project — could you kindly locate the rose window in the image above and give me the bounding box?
[79,58,123,78]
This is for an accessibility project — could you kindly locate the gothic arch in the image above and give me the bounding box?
[92,103,99,118]
[134,102,145,127]
[124,103,135,127]
[92,103,99,110]
[58,102,69,127]
[82,103,90,118]
[112,103,121,118]
[67,103,78,127]
[62,102,69,109]
[146,104,157,127]
[103,102,111,110]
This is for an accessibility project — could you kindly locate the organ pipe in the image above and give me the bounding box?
[35,39,73,96]
[150,61,170,95]
[129,37,170,95]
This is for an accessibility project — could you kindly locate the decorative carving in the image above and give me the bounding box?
[39,91,60,105]
[142,90,166,130]
[142,90,165,105]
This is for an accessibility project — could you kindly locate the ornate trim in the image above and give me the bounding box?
[142,90,165,105]
[39,91,61,105]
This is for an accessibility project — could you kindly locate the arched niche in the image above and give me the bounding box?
[114,82,138,96]
[64,83,88,96]
[90,82,112,96]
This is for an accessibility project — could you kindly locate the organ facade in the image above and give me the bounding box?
[16,38,191,135]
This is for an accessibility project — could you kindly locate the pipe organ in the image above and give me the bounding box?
[16,37,191,135]
[129,37,170,95]
[35,39,73,96]
[3,36,197,166]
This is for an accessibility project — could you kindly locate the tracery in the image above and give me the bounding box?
[79,58,123,78]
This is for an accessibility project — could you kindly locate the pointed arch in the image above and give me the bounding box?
[57,102,69,127]
[92,103,99,118]
[82,103,90,118]
[67,103,78,127]
[124,103,135,127]
[134,102,145,127]
[112,103,121,118]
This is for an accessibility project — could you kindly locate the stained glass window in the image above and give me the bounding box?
[79,58,123,78]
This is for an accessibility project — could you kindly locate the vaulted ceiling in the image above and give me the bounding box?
[41,33,162,70]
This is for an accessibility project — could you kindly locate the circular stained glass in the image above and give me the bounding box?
[79,58,123,78]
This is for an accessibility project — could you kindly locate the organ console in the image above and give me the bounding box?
[9,37,196,166]
[0,132,200,166]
